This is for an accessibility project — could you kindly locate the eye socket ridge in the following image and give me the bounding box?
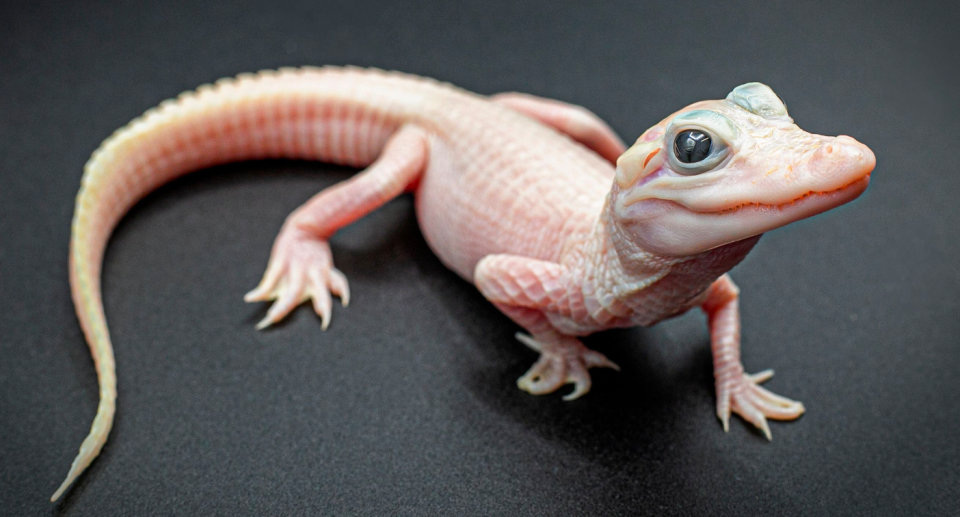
[667,125,731,175]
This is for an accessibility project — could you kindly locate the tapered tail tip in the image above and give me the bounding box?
[50,405,113,502]
[51,448,96,502]
[50,472,76,502]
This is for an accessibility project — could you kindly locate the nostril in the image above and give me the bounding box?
[815,136,875,174]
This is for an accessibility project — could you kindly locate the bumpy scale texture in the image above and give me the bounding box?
[55,67,875,501]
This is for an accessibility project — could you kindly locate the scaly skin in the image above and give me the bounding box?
[55,67,874,501]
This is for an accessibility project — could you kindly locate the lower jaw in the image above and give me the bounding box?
[614,174,870,257]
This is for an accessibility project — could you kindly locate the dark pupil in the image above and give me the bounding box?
[674,130,712,163]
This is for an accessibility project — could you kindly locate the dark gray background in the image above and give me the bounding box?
[1,0,957,515]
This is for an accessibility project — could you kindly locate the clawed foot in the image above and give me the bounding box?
[515,333,620,401]
[717,369,805,440]
[244,227,349,330]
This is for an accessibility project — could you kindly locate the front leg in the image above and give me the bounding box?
[475,255,619,400]
[491,92,626,164]
[702,275,805,439]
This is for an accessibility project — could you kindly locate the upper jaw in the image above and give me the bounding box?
[695,134,875,215]
[619,134,875,216]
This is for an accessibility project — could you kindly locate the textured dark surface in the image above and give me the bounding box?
[1,1,958,515]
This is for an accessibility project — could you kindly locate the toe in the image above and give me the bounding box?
[514,333,543,352]
[716,384,732,431]
[245,260,287,302]
[311,287,332,330]
[562,361,592,401]
[747,369,775,384]
[518,355,565,395]
[733,393,772,440]
[562,380,591,401]
[328,268,350,307]
[517,356,549,393]
[583,349,620,371]
[750,382,802,408]
[256,268,306,330]
[747,385,805,420]
[307,268,333,330]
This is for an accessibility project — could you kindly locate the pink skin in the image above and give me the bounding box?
[243,125,429,329]
[490,92,627,164]
[248,92,630,398]
[58,69,873,501]
[605,93,873,436]
[703,275,806,439]
[472,254,621,401]
[613,101,874,257]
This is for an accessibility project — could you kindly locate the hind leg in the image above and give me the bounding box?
[491,92,626,164]
[246,125,428,329]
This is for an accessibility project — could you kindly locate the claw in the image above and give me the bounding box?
[717,385,732,432]
[717,371,803,440]
[307,268,333,330]
[328,268,350,307]
[747,369,774,384]
[255,318,273,331]
[562,363,592,401]
[257,293,298,329]
[311,287,332,331]
[758,416,772,441]
[583,349,620,371]
[563,383,590,401]
[247,231,348,330]
[734,393,772,440]
[515,333,618,400]
[515,332,543,352]
[245,255,287,301]
[255,269,304,329]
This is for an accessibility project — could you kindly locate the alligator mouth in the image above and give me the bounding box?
[701,174,871,216]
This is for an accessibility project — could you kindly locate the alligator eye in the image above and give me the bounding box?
[674,130,712,163]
